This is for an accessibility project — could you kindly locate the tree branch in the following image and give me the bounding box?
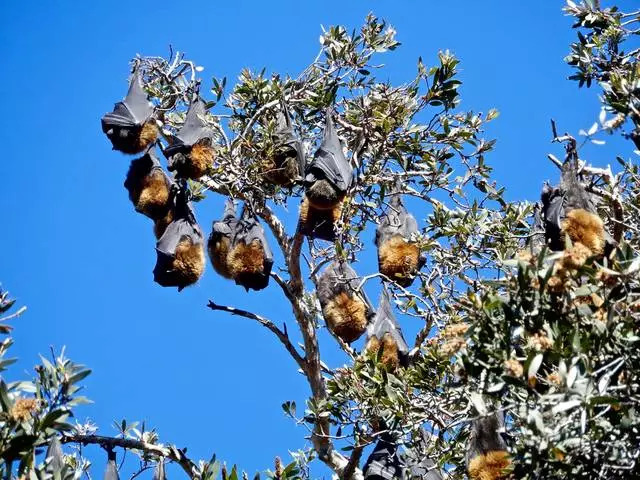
[207,300,306,372]
[61,435,196,479]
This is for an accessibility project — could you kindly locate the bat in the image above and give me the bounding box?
[45,436,65,473]
[263,99,305,186]
[227,207,274,291]
[317,261,374,343]
[153,185,205,290]
[124,148,173,220]
[365,288,410,370]
[101,66,158,154]
[465,412,511,480]
[164,96,215,179]
[104,450,120,480]
[153,462,165,480]
[304,108,353,209]
[208,198,238,279]
[375,190,425,287]
[403,429,443,480]
[363,434,404,480]
[541,157,609,255]
[298,195,342,241]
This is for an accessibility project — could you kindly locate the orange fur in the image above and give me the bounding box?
[468,451,511,480]
[153,210,174,239]
[137,120,159,152]
[366,333,400,370]
[173,239,205,287]
[227,240,265,278]
[187,141,214,179]
[136,170,170,219]
[299,196,341,240]
[264,151,299,186]
[378,235,421,287]
[323,291,368,343]
[562,209,605,255]
[208,236,233,279]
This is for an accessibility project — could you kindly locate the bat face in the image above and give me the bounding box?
[228,209,273,291]
[305,109,353,195]
[153,191,205,290]
[102,67,157,154]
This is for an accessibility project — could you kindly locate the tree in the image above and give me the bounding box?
[2,1,640,479]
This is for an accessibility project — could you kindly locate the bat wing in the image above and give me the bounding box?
[165,97,214,155]
[363,437,403,480]
[102,67,154,129]
[154,193,203,287]
[307,110,353,192]
[376,194,418,245]
[367,288,409,355]
[45,437,64,473]
[465,412,508,465]
[274,99,306,175]
[101,102,136,129]
[104,456,120,480]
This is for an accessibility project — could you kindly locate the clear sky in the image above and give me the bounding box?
[1,1,637,478]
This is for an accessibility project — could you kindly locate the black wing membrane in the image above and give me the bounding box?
[102,67,154,128]
[274,99,306,176]
[228,207,274,291]
[366,287,410,366]
[402,430,443,480]
[104,451,120,480]
[375,190,426,287]
[124,148,173,220]
[363,435,403,480]
[465,412,511,480]
[305,109,353,193]
[316,260,374,343]
[208,198,238,279]
[540,158,613,253]
[153,186,205,291]
[165,97,214,156]
[45,436,65,474]
[265,99,306,186]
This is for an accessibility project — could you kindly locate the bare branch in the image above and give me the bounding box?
[207,300,306,372]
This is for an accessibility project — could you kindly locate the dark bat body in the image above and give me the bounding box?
[227,208,273,291]
[165,97,215,179]
[153,187,205,290]
[208,199,237,279]
[317,261,373,343]
[363,435,404,480]
[465,413,511,480]
[298,196,342,241]
[102,67,158,154]
[365,288,410,370]
[124,149,173,220]
[104,451,120,480]
[376,192,425,287]
[45,436,65,473]
[264,100,305,186]
[541,159,609,255]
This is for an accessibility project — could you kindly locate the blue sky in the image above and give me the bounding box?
[1,1,637,478]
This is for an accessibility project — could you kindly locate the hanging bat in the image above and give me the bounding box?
[154,208,174,240]
[298,195,342,241]
[208,199,238,279]
[263,99,305,187]
[101,66,158,154]
[227,207,274,291]
[124,148,173,220]
[375,190,426,287]
[402,429,443,480]
[317,261,374,343]
[365,288,410,370]
[304,108,353,209]
[153,462,165,480]
[104,450,120,480]
[541,157,610,255]
[45,436,65,473]
[363,434,404,480]
[465,412,511,480]
[153,185,205,290]
[164,96,216,179]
